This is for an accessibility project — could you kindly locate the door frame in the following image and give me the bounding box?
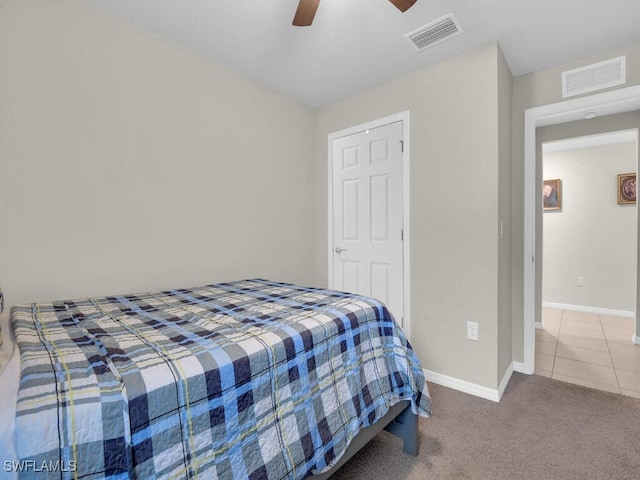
[327,111,412,339]
[523,85,640,374]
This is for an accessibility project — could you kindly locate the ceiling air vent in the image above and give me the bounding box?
[562,56,626,98]
[404,13,463,52]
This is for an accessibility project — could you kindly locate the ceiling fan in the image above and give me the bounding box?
[293,0,417,26]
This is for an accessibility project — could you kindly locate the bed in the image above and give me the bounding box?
[0,279,431,479]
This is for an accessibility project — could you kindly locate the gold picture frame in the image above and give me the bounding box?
[617,173,636,205]
[543,179,562,211]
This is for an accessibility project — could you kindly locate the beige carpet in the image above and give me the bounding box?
[330,373,640,480]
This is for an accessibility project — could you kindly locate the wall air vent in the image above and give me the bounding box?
[404,13,463,52]
[562,56,626,98]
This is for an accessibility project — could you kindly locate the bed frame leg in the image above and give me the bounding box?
[384,404,419,456]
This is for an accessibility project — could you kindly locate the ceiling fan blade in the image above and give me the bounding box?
[388,0,417,13]
[292,0,320,26]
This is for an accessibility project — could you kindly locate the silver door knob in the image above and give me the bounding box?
[335,247,347,254]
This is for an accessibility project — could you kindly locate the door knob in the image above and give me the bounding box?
[334,247,347,254]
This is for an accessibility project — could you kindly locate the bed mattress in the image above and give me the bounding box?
[6,279,431,479]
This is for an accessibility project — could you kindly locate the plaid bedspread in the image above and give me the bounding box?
[12,279,431,479]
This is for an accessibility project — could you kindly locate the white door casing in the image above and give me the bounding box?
[523,85,640,374]
[328,114,408,330]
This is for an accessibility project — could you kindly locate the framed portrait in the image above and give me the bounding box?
[543,179,562,211]
[617,173,636,205]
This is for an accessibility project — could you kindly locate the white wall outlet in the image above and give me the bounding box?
[467,321,479,341]
[576,276,584,287]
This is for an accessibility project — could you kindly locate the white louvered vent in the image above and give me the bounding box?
[562,56,626,98]
[404,13,463,52]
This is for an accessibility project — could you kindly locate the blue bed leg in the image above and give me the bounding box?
[384,404,419,456]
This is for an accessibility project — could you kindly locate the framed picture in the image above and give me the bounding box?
[617,173,636,205]
[543,179,562,211]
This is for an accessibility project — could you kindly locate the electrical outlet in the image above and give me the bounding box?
[467,321,479,341]
[576,276,584,287]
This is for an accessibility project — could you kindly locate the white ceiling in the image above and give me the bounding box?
[85,0,640,108]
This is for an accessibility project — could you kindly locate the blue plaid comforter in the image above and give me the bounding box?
[12,279,431,479]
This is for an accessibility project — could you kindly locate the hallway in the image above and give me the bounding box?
[535,308,640,398]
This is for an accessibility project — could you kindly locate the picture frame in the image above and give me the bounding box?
[617,173,636,205]
[543,179,562,211]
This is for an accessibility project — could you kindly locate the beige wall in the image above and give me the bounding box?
[1,0,515,392]
[316,43,509,389]
[542,140,637,312]
[0,0,317,306]
[512,42,640,362]
[497,47,513,384]
[538,112,640,314]
[4,0,639,391]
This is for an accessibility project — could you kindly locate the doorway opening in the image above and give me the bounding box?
[523,84,640,375]
[536,128,639,394]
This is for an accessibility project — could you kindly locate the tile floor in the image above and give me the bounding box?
[535,308,640,398]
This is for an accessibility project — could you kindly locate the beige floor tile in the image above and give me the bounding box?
[611,353,640,373]
[559,326,605,340]
[536,329,559,343]
[536,340,557,356]
[600,315,635,330]
[561,311,600,323]
[616,369,640,392]
[620,388,640,399]
[543,307,563,319]
[601,323,634,335]
[557,334,609,352]
[555,344,613,367]
[553,357,618,386]
[604,330,635,344]
[537,309,640,399]
[601,326,634,339]
[542,310,562,320]
[541,320,561,332]
[552,373,621,394]
[608,342,640,357]
[536,353,555,373]
[561,319,603,332]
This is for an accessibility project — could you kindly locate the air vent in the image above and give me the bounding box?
[404,13,463,52]
[562,56,626,98]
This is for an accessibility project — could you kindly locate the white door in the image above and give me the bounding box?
[331,120,404,324]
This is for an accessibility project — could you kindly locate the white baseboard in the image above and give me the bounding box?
[634,335,640,345]
[535,321,544,330]
[543,302,635,318]
[513,361,526,374]
[497,362,514,400]
[424,364,517,403]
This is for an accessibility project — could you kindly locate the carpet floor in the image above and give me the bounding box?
[329,373,640,479]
